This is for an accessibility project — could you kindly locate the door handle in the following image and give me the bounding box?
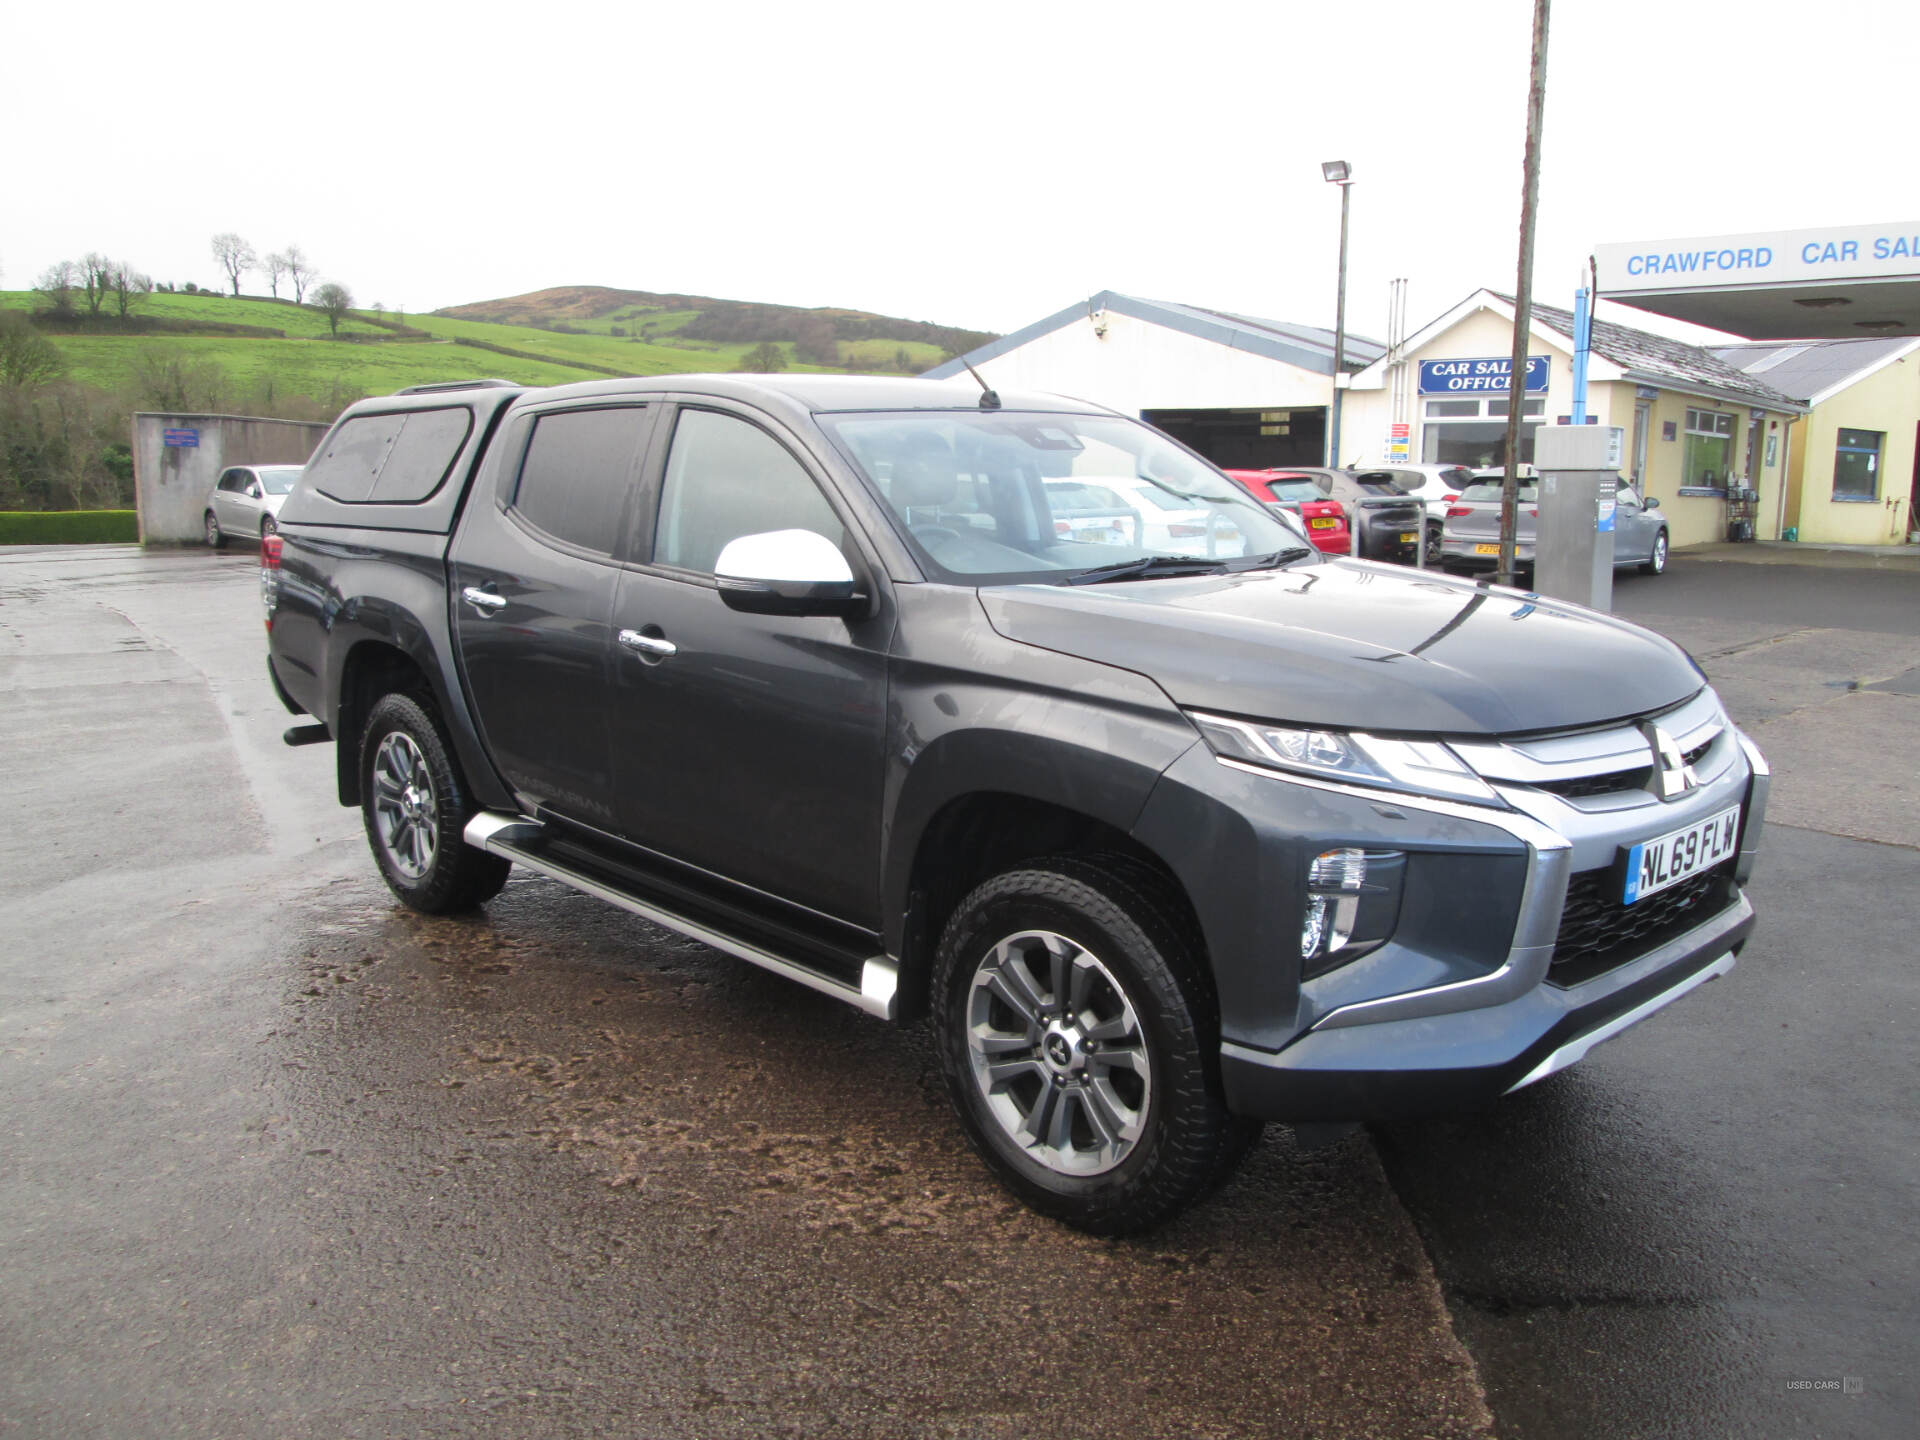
[462,586,507,613]
[618,628,678,658]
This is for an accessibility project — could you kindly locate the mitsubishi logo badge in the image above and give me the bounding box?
[1643,723,1697,799]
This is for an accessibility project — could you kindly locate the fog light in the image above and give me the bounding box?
[1302,847,1368,960]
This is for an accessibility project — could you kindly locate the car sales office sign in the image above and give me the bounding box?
[1418,356,1550,396]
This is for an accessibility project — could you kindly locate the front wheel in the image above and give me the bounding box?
[360,693,511,913]
[260,515,278,540]
[1641,530,1669,575]
[204,511,224,548]
[1424,520,1443,566]
[933,857,1258,1235]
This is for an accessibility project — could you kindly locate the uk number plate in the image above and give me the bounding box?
[1623,804,1741,905]
[1309,517,1337,529]
[1474,542,1501,556]
[1399,532,1417,544]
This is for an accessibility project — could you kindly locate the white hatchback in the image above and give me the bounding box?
[204,464,303,547]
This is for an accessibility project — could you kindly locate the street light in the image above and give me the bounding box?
[1323,160,1353,477]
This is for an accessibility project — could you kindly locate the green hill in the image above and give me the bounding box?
[0,284,997,515]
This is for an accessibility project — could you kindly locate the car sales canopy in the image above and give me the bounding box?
[1593,223,1920,340]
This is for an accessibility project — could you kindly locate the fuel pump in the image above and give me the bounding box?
[1533,424,1625,611]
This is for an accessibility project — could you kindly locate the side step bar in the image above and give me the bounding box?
[463,812,899,1020]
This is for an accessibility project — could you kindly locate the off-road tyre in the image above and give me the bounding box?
[359,692,511,914]
[933,854,1259,1235]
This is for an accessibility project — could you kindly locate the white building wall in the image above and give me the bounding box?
[970,308,1335,416]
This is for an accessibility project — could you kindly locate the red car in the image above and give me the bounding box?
[1223,468,1352,554]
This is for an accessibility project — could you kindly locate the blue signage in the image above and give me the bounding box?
[162,428,200,448]
[1418,356,1550,396]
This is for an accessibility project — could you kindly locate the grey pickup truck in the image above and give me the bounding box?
[263,373,1769,1234]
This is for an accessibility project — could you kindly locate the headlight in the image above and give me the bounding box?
[1188,711,1503,806]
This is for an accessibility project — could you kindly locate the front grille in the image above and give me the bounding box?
[1549,862,1734,986]
[1523,735,1717,801]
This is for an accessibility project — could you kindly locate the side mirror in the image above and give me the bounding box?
[248,483,263,499]
[1645,496,1660,510]
[714,529,866,618]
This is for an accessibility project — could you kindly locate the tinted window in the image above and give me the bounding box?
[655,409,843,574]
[373,408,472,503]
[217,470,247,493]
[306,414,404,502]
[1267,480,1322,502]
[512,407,650,555]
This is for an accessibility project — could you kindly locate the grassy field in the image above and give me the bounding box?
[2,288,949,405]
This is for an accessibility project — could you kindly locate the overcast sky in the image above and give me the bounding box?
[4,0,1912,345]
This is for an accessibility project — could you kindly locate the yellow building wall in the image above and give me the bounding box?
[1788,354,1918,545]
[1614,386,1794,548]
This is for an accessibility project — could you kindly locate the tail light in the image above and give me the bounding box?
[1442,493,1459,502]
[260,532,283,631]
[1527,507,1539,518]
[1054,520,1071,536]
[1446,505,1473,518]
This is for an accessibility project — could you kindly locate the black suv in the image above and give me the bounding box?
[265,374,1768,1234]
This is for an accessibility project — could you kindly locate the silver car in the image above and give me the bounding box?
[1440,479,1670,577]
[204,464,303,547]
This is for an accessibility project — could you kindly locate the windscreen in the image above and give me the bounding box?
[258,467,303,495]
[819,411,1304,583]
[1459,481,1540,503]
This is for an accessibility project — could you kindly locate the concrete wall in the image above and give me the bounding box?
[132,414,331,544]
[968,307,1336,415]
[1787,354,1918,544]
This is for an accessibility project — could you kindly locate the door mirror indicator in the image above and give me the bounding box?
[714,529,865,618]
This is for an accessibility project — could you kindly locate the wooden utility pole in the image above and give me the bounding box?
[1497,0,1551,588]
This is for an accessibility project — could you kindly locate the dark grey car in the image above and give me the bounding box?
[266,375,1762,1235]
[1440,479,1670,576]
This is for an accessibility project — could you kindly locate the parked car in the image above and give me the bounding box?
[1352,464,1478,525]
[1043,475,1249,559]
[1222,469,1351,553]
[1234,468,1427,563]
[264,374,1763,1235]
[204,464,302,546]
[1440,479,1670,576]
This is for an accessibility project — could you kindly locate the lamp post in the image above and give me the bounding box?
[1322,160,1353,472]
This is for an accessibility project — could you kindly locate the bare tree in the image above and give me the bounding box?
[80,253,114,315]
[0,311,65,387]
[263,251,288,298]
[109,261,151,318]
[282,244,314,304]
[34,261,77,316]
[210,233,256,297]
[313,281,354,336]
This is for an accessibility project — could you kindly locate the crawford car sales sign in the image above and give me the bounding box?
[1418,356,1550,396]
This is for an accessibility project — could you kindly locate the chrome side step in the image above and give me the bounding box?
[462,812,899,1020]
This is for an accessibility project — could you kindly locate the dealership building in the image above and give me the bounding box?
[932,222,1920,549]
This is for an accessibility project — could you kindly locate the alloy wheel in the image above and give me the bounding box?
[965,929,1151,1177]
[371,731,438,880]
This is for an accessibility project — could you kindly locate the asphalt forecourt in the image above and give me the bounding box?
[0,544,1491,1438]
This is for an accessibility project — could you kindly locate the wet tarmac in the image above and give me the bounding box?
[2,545,1911,1438]
[0,546,1490,1437]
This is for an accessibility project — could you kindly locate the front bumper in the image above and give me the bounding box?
[1133,713,1768,1123]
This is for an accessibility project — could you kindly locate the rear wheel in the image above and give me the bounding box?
[204,511,224,548]
[260,515,278,540]
[360,692,510,913]
[1641,530,1669,575]
[933,856,1258,1234]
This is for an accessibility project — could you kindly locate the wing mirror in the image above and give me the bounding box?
[247,483,263,499]
[1645,496,1660,510]
[714,529,868,618]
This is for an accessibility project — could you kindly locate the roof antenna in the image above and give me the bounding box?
[958,355,1001,410]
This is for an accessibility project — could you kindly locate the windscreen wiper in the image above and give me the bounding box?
[1065,555,1231,585]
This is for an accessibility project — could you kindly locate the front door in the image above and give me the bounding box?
[450,403,656,829]
[607,404,889,927]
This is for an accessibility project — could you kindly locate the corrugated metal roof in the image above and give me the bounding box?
[1709,337,1916,404]
[922,290,1382,381]
[1515,296,1803,410]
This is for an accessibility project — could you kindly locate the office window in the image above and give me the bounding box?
[1832,428,1882,502]
[1683,409,1734,490]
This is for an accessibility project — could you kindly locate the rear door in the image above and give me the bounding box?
[606,401,890,927]
[451,402,657,828]
[214,469,250,532]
